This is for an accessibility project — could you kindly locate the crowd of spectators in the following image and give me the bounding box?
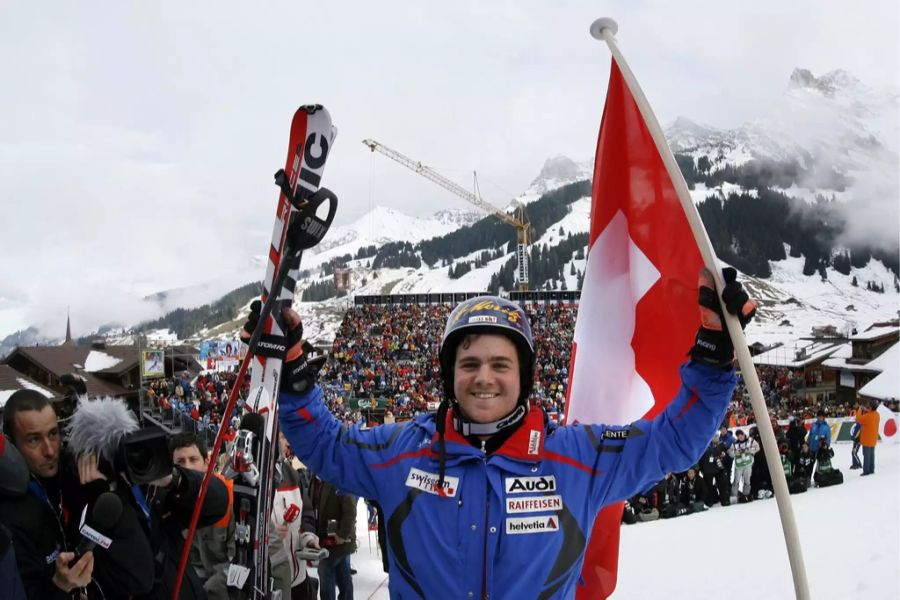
[623,410,856,525]
[145,371,246,446]
[316,302,577,424]
[145,301,896,444]
[727,365,861,428]
[317,302,875,428]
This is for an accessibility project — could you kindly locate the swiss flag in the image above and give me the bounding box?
[566,59,705,598]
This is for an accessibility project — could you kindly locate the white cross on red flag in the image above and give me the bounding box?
[566,59,705,599]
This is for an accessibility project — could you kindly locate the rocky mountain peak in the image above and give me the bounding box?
[788,68,862,98]
[533,155,580,184]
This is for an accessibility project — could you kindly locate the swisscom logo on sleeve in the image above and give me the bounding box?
[405,467,459,497]
[505,475,557,494]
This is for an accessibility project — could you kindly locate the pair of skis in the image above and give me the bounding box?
[174,105,338,599]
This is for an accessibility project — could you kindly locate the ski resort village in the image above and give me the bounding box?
[1,4,898,600]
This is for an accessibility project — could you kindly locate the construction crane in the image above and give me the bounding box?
[363,138,531,291]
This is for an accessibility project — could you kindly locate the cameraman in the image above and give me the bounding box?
[169,432,235,600]
[66,395,230,600]
[0,389,154,598]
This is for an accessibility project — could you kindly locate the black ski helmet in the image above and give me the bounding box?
[438,295,535,405]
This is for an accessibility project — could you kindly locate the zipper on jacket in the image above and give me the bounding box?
[481,456,490,600]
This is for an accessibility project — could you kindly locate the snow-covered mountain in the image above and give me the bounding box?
[666,68,899,189]
[9,68,897,355]
[513,155,593,206]
[307,206,481,263]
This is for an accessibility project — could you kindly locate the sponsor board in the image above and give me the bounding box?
[505,494,563,514]
[505,475,557,494]
[405,467,459,497]
[506,515,559,535]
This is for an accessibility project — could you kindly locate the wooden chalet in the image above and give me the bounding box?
[4,341,140,400]
[822,324,900,404]
[0,364,61,411]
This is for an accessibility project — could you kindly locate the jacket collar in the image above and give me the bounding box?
[431,406,546,462]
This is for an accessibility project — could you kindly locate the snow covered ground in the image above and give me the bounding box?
[344,442,899,599]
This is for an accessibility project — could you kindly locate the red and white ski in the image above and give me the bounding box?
[174,105,337,600]
[238,105,337,597]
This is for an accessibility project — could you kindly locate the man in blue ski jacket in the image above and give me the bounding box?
[807,410,831,455]
[265,269,755,599]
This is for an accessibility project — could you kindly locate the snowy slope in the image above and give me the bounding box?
[211,168,898,349]
[349,442,900,599]
[742,253,899,348]
[310,206,480,259]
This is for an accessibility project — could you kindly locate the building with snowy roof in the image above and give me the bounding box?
[821,324,899,404]
[3,341,139,400]
[0,365,61,412]
[751,338,847,403]
[857,343,899,403]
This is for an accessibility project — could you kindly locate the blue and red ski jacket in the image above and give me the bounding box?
[280,361,736,599]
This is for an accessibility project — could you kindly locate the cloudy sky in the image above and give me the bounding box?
[1,1,898,340]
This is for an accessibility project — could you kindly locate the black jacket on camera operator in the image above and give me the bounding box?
[65,395,229,600]
[139,461,229,599]
[0,389,154,599]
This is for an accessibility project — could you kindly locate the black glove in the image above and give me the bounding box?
[241,299,327,394]
[690,267,757,369]
[282,339,327,395]
[241,299,263,341]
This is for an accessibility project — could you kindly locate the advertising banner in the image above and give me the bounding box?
[141,350,165,379]
[200,340,242,371]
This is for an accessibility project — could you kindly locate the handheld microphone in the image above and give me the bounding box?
[74,491,123,559]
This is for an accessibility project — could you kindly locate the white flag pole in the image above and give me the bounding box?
[589,17,810,600]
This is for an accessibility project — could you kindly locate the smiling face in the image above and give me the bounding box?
[12,406,61,479]
[453,333,520,424]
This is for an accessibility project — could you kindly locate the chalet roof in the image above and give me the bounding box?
[9,344,138,377]
[858,343,899,401]
[851,325,900,342]
[4,345,137,398]
[0,365,60,408]
[752,339,844,368]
